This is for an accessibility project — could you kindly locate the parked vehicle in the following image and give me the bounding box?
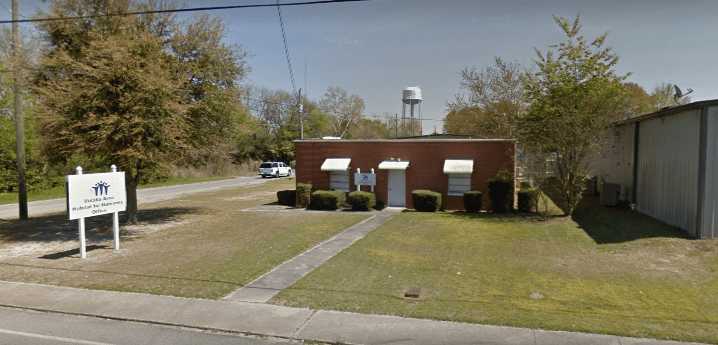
[259,161,292,178]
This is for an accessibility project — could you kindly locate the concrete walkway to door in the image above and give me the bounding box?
[223,208,399,303]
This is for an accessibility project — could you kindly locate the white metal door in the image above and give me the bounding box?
[388,170,406,207]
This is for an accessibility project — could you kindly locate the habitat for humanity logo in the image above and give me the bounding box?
[92,181,110,196]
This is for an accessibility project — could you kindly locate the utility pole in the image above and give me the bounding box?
[297,88,304,139]
[12,0,28,220]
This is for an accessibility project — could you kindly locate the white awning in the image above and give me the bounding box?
[320,158,351,172]
[378,160,410,170]
[443,159,474,174]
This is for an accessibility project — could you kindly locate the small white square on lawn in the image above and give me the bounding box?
[67,172,127,220]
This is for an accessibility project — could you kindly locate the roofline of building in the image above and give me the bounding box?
[294,138,516,143]
[614,98,718,126]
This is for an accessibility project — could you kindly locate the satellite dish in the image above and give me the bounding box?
[673,85,694,103]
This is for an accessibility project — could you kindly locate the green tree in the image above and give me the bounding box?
[34,0,247,223]
[0,28,51,193]
[36,29,185,223]
[170,15,251,169]
[519,15,628,215]
[622,82,654,118]
[347,117,390,139]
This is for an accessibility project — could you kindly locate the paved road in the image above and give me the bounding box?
[0,176,269,220]
[0,306,295,345]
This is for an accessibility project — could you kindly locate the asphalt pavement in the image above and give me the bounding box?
[0,176,269,220]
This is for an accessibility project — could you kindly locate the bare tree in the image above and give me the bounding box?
[319,86,365,138]
[446,57,526,138]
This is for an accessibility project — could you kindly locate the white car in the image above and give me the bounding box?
[259,161,292,178]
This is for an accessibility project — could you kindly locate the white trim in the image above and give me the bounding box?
[443,159,474,174]
[378,161,410,170]
[321,158,351,172]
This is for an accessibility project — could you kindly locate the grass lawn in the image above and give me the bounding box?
[0,175,240,205]
[0,178,368,299]
[273,201,718,344]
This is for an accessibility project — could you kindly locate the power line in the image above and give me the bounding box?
[0,0,371,25]
[276,0,296,95]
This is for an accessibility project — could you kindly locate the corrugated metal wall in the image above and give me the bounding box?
[636,109,701,236]
[594,124,636,200]
[700,106,718,238]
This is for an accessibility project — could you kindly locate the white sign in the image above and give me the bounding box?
[354,172,376,186]
[67,171,127,220]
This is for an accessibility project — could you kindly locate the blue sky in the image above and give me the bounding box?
[4,0,718,132]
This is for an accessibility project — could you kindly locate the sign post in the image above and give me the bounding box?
[111,165,120,251]
[67,165,127,259]
[354,169,376,191]
[75,166,86,259]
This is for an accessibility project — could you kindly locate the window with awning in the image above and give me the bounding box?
[444,159,474,196]
[321,158,351,172]
[378,160,410,170]
[321,158,351,192]
[443,159,474,174]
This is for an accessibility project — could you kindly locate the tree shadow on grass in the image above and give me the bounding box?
[571,197,689,244]
[0,207,202,245]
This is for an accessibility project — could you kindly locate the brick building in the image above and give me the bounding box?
[294,138,516,210]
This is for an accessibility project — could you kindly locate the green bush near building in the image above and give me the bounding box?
[347,191,376,211]
[463,191,483,212]
[411,190,442,212]
[517,188,539,213]
[296,183,312,208]
[276,190,296,206]
[309,190,346,210]
[488,170,514,213]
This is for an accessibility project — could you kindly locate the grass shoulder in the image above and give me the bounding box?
[0,175,242,205]
[273,202,718,343]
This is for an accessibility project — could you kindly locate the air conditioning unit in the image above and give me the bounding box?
[600,183,620,206]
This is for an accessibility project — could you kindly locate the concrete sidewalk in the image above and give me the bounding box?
[0,281,705,345]
[224,210,398,303]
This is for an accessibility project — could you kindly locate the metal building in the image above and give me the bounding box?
[594,99,718,239]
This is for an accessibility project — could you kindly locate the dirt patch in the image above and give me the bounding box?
[221,191,276,201]
[0,219,192,258]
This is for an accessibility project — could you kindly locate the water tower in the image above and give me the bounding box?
[402,86,422,136]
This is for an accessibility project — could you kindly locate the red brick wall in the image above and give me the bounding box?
[294,140,515,210]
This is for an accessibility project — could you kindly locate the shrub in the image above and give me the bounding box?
[347,191,376,211]
[411,190,442,212]
[276,190,296,206]
[517,188,539,213]
[374,199,386,210]
[309,190,346,210]
[463,191,483,213]
[488,170,514,213]
[296,183,312,208]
